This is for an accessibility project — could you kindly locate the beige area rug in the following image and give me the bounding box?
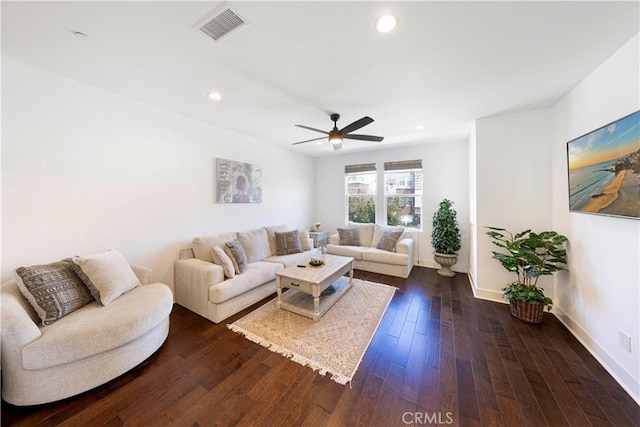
[228,278,396,384]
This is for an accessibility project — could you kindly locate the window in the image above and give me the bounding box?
[384,160,422,229]
[345,163,376,223]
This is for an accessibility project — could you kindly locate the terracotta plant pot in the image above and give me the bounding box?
[509,299,544,324]
[433,252,458,277]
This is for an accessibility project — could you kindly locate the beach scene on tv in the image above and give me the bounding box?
[567,110,639,219]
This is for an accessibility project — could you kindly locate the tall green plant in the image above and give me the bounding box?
[485,227,568,310]
[431,199,461,254]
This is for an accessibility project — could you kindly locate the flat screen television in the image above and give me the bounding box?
[566,110,639,219]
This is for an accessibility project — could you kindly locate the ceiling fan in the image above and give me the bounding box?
[292,113,384,150]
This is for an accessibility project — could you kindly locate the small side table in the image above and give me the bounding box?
[309,230,329,248]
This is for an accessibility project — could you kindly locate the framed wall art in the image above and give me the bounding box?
[566,110,639,219]
[216,158,262,204]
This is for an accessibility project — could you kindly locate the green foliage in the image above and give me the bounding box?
[387,198,401,226]
[431,199,461,254]
[502,282,553,311]
[485,226,568,311]
[348,197,375,223]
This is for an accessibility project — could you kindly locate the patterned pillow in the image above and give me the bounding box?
[376,230,404,252]
[338,227,360,246]
[14,259,94,325]
[274,230,303,255]
[224,240,248,273]
[212,247,235,278]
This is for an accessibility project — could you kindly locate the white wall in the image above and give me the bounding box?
[550,34,640,401]
[473,108,553,300]
[1,58,315,289]
[314,140,470,272]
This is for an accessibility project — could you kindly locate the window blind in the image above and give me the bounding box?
[384,160,422,171]
[345,163,377,174]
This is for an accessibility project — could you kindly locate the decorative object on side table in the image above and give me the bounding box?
[485,227,568,324]
[312,222,322,232]
[431,199,461,277]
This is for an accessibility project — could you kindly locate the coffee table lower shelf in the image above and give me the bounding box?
[278,276,351,321]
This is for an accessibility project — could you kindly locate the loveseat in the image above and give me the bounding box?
[326,222,414,278]
[1,252,173,406]
[175,225,317,323]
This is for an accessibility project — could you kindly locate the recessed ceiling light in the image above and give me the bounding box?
[376,14,397,33]
[208,91,222,101]
[416,124,424,130]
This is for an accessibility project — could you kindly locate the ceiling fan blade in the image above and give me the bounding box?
[343,134,384,142]
[292,136,327,145]
[295,124,330,135]
[340,116,374,134]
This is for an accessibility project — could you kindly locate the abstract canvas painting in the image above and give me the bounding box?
[566,110,639,219]
[216,158,262,204]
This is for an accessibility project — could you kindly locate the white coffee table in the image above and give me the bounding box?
[275,254,354,321]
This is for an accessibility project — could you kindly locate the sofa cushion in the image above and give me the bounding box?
[325,244,364,260]
[371,224,405,248]
[275,230,303,255]
[14,260,94,326]
[22,283,173,370]
[72,250,140,306]
[208,262,282,304]
[264,250,315,268]
[224,240,248,273]
[338,227,360,246]
[264,224,288,256]
[192,232,238,262]
[349,222,375,246]
[212,247,235,278]
[362,248,408,265]
[376,230,404,252]
[237,228,271,263]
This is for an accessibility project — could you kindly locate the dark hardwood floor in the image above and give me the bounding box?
[2,266,639,426]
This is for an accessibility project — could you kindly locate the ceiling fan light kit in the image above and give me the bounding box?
[293,113,384,151]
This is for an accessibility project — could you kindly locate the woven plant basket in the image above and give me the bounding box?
[509,299,544,324]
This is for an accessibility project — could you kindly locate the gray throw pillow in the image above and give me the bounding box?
[224,240,248,273]
[376,230,404,252]
[14,259,94,325]
[338,227,360,246]
[274,230,303,255]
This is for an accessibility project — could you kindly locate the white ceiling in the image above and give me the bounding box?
[2,1,639,157]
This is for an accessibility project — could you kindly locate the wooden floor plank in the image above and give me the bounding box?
[3,266,638,427]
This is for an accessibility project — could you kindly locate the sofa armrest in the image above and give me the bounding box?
[1,281,42,366]
[396,237,414,256]
[329,233,339,245]
[174,258,224,318]
[130,263,152,286]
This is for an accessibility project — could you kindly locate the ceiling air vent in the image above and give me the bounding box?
[194,3,249,43]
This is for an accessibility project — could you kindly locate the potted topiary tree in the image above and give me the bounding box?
[431,199,461,277]
[485,227,568,323]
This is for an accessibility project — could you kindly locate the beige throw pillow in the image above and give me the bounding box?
[376,230,404,252]
[264,224,288,256]
[298,229,312,251]
[212,247,235,278]
[72,250,141,306]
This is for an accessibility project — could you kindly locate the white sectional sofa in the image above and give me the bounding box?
[1,261,173,406]
[175,225,317,323]
[326,222,414,278]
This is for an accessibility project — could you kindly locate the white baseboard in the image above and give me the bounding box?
[553,306,640,404]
